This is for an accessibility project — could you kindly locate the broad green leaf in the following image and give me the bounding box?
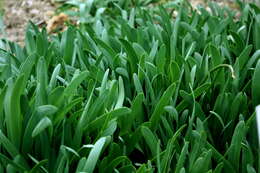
[119,39,139,73]
[121,93,144,134]
[192,131,235,173]
[141,126,158,157]
[36,57,48,106]
[150,83,176,131]
[82,137,107,173]
[247,164,256,173]
[61,27,75,64]
[76,157,87,173]
[95,38,116,67]
[175,142,189,173]
[100,69,109,95]
[213,162,223,173]
[115,76,125,109]
[32,117,52,138]
[237,45,252,71]
[54,97,83,124]
[49,64,61,90]
[161,124,186,172]
[0,87,6,130]
[64,70,88,98]
[48,86,65,107]
[0,130,19,158]
[253,15,260,50]
[190,150,212,173]
[29,159,48,173]
[0,153,27,171]
[133,73,143,93]
[105,156,131,172]
[36,105,58,116]
[19,53,37,83]
[227,121,246,172]
[4,75,25,149]
[176,83,211,112]
[87,107,131,132]
[168,61,180,83]
[252,60,260,107]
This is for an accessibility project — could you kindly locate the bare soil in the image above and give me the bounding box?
[0,0,55,44]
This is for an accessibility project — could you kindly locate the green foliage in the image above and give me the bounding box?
[0,0,260,172]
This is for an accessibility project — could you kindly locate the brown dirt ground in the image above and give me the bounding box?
[0,0,55,44]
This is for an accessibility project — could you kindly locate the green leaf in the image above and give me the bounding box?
[0,130,19,158]
[192,131,235,172]
[29,159,48,173]
[36,57,48,106]
[168,61,180,83]
[100,69,109,95]
[150,83,176,131]
[176,83,211,112]
[121,93,144,134]
[161,124,186,172]
[61,27,75,64]
[141,126,158,157]
[213,162,223,173]
[32,117,52,138]
[175,142,189,173]
[82,137,107,173]
[253,15,260,50]
[95,38,116,67]
[0,87,6,131]
[87,107,131,132]
[36,105,58,116]
[49,64,61,90]
[237,45,252,71]
[4,75,25,149]
[227,121,246,172]
[64,70,88,98]
[105,156,131,172]
[19,53,37,83]
[76,157,87,173]
[0,153,27,171]
[252,60,260,107]
[49,86,65,107]
[115,76,125,109]
[247,164,256,173]
[190,150,212,173]
[54,97,82,124]
[133,73,143,93]
[119,39,139,73]
[25,27,36,55]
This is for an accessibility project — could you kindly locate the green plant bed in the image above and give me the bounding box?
[0,1,259,172]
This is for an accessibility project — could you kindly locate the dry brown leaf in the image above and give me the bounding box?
[46,13,69,33]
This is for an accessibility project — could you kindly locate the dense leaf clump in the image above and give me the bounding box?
[0,1,260,172]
